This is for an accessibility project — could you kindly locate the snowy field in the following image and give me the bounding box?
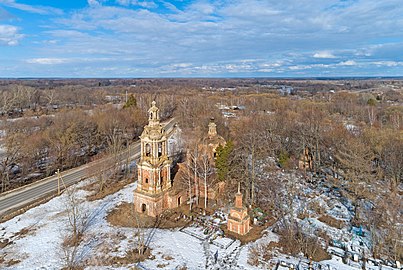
[0,179,255,270]
[1,176,400,270]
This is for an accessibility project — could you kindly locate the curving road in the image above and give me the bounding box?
[0,118,176,219]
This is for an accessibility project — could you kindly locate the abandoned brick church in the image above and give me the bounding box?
[133,101,251,235]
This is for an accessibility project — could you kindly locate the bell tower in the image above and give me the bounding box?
[134,101,172,216]
[208,118,217,139]
[137,101,171,193]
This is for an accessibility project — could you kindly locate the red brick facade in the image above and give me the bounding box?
[133,101,183,217]
[227,190,251,235]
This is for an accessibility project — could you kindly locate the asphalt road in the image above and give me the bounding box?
[0,118,176,219]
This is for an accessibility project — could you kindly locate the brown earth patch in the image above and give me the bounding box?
[85,177,133,201]
[15,227,30,238]
[107,202,191,229]
[163,255,174,260]
[0,239,12,248]
[221,223,272,245]
[108,248,153,266]
[6,259,21,267]
[318,215,345,229]
[277,231,331,262]
[61,266,84,270]
[62,232,84,248]
[248,241,280,266]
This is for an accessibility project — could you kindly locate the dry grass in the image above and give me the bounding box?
[61,266,84,270]
[248,241,279,266]
[318,215,345,229]
[0,227,33,250]
[62,233,84,247]
[163,255,174,260]
[297,209,311,220]
[15,227,30,238]
[0,239,11,248]
[309,200,326,215]
[106,202,190,229]
[0,255,21,268]
[6,259,21,267]
[108,248,153,266]
[277,229,331,262]
[221,222,273,245]
[85,177,133,201]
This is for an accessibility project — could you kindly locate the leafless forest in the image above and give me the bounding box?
[0,78,402,262]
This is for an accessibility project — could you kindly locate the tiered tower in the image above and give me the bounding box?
[227,184,251,235]
[208,120,217,139]
[200,118,226,159]
[133,101,172,217]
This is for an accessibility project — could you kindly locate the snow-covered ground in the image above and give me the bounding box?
[1,173,400,270]
[0,179,253,270]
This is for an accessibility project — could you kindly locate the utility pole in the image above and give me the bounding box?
[56,169,66,195]
[56,169,60,195]
[126,141,131,177]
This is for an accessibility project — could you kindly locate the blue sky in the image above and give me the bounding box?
[0,0,403,77]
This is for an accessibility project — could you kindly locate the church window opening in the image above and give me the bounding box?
[158,142,162,157]
[145,144,151,157]
[145,178,149,184]
[141,204,146,213]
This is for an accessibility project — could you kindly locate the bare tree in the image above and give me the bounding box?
[197,149,214,210]
[335,136,375,198]
[381,132,403,192]
[0,133,23,192]
[62,185,90,270]
[179,158,195,211]
[132,205,146,255]
[187,144,200,205]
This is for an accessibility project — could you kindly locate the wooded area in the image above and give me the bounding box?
[0,78,402,262]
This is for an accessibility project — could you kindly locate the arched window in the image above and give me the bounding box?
[158,142,162,157]
[145,144,151,157]
[145,178,149,184]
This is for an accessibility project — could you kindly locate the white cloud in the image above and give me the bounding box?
[26,58,68,65]
[115,0,157,8]
[87,0,101,7]
[2,0,403,76]
[313,51,336,58]
[0,0,62,15]
[171,63,192,68]
[371,61,403,67]
[338,60,357,66]
[0,24,23,45]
